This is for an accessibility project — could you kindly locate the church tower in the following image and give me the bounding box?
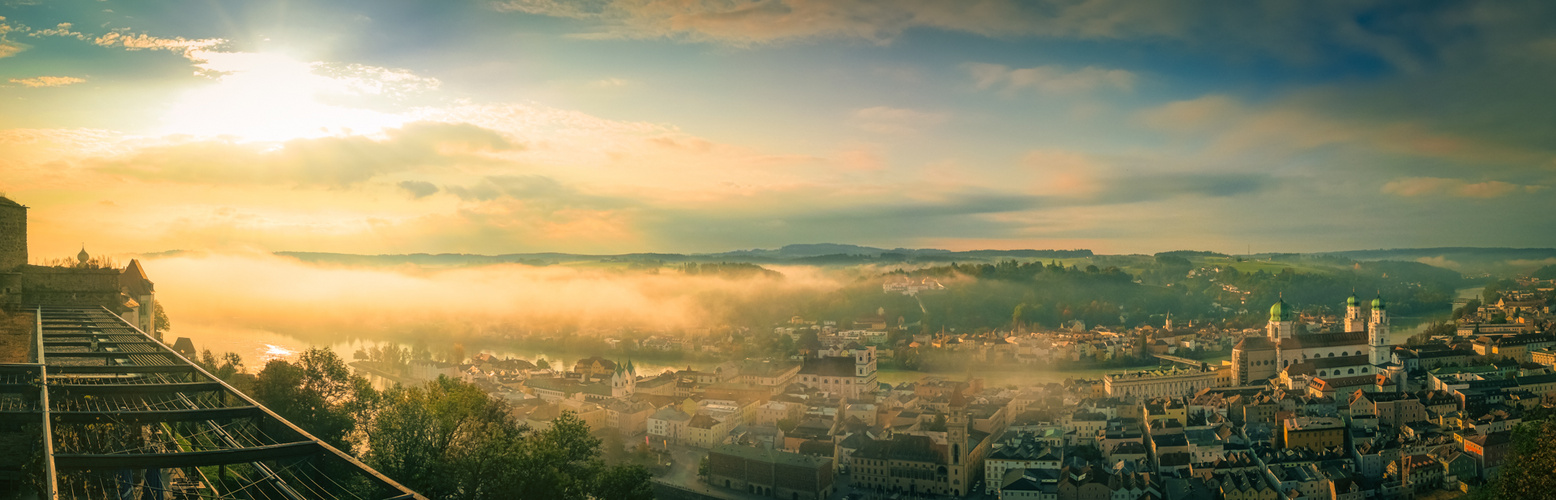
[1344,293,1365,333]
[947,388,970,496]
[1267,296,1295,341]
[0,197,26,271]
[854,346,876,377]
[1369,295,1390,364]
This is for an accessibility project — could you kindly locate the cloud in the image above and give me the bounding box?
[968,63,1136,94]
[397,180,439,199]
[1021,149,1273,203]
[848,106,948,134]
[491,0,1473,68]
[8,76,85,87]
[1137,94,1547,166]
[93,30,225,56]
[588,77,631,88]
[0,42,20,58]
[93,122,517,187]
[28,22,84,39]
[493,0,1202,45]
[1381,177,1546,199]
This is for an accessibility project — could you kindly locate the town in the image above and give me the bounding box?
[215,272,1554,500]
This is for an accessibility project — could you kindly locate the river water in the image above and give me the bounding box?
[173,287,1476,388]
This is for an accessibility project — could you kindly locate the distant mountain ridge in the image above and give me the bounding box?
[272,244,1095,268]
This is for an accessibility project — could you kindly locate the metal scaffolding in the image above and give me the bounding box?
[0,306,424,500]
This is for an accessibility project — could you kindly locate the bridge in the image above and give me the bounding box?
[0,305,425,499]
[1151,353,1213,369]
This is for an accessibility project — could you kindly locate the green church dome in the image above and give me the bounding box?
[1371,295,1386,310]
[1347,294,1359,307]
[1269,299,1294,322]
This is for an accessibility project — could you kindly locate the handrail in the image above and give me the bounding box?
[35,306,57,500]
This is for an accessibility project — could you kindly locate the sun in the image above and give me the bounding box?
[157,51,415,142]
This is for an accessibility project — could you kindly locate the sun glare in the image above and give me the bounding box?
[157,51,412,142]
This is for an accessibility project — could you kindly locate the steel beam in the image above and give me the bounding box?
[53,441,321,469]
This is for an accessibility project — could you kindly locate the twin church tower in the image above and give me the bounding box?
[1236,292,1393,386]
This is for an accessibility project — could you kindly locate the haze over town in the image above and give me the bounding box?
[3,1,1556,500]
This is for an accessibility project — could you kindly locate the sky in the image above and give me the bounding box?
[2,0,1555,259]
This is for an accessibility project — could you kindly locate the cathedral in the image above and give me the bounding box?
[1232,293,1392,386]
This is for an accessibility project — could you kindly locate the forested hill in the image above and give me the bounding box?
[822,255,1474,333]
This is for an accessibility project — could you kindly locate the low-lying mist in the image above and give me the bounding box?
[143,251,853,345]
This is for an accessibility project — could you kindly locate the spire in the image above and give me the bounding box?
[76,246,90,266]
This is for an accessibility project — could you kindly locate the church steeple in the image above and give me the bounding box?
[1267,294,1295,341]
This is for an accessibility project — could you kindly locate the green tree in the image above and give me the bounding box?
[594,464,654,500]
[153,302,171,332]
[364,376,526,500]
[252,347,376,452]
[510,412,605,500]
[1473,420,1556,499]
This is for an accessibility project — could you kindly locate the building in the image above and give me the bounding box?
[1283,416,1345,451]
[1104,365,1227,398]
[740,359,802,391]
[1233,294,1392,387]
[648,407,691,444]
[0,196,159,339]
[983,431,1064,494]
[708,444,835,500]
[1386,454,1443,491]
[1348,390,1427,429]
[850,393,979,497]
[1463,430,1513,479]
[797,345,878,398]
[574,356,618,378]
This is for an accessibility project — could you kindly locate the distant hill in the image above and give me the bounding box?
[273,246,1094,268]
[1319,247,1556,276]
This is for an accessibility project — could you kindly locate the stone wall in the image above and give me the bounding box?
[19,267,122,308]
[0,204,24,271]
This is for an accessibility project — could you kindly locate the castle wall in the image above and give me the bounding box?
[0,203,25,271]
[19,267,123,307]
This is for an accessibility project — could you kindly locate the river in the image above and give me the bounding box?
[173,287,1479,388]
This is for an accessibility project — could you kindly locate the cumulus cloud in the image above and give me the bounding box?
[849,106,948,134]
[93,30,224,55]
[8,76,85,87]
[1381,177,1546,198]
[968,63,1136,94]
[93,122,516,187]
[28,22,84,39]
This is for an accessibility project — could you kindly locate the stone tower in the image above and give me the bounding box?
[1369,295,1390,365]
[947,388,970,496]
[0,196,26,271]
[1344,293,1365,333]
